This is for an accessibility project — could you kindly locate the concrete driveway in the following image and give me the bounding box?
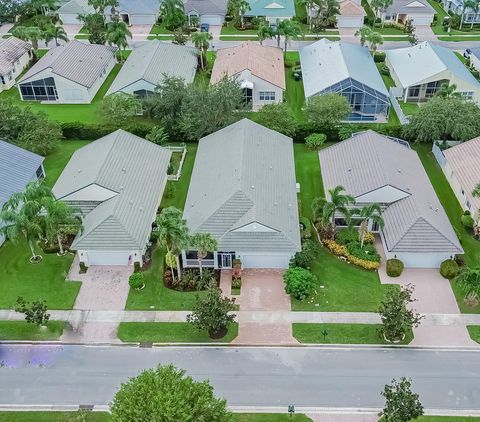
[338,28,361,44]
[415,25,437,42]
[63,24,83,37]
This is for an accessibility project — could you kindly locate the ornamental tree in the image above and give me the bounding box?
[15,297,50,326]
[283,267,317,300]
[306,93,352,131]
[110,364,234,422]
[380,377,423,422]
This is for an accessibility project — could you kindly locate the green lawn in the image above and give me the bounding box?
[293,144,393,312]
[221,22,258,35]
[375,26,407,35]
[43,140,91,188]
[414,144,480,314]
[118,322,238,343]
[428,0,449,34]
[467,325,480,343]
[0,240,80,309]
[149,22,174,34]
[0,321,66,340]
[399,101,420,116]
[0,63,122,124]
[285,52,305,121]
[293,323,413,344]
[416,418,480,422]
[235,415,312,422]
[376,62,395,89]
[439,35,480,41]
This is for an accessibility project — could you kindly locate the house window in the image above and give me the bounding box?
[36,166,44,179]
[461,91,474,100]
[425,80,445,97]
[16,59,20,65]
[467,200,471,210]
[408,85,421,97]
[461,188,465,195]
[259,91,276,101]
[0,75,4,85]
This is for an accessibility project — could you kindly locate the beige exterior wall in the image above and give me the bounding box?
[235,69,284,111]
[0,50,31,92]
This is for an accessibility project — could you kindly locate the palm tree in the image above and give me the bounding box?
[298,0,316,30]
[472,182,480,198]
[228,0,251,28]
[351,203,384,248]
[460,0,477,30]
[29,0,56,15]
[189,233,218,277]
[191,31,212,71]
[156,207,189,281]
[45,25,68,46]
[88,0,107,14]
[470,0,480,28]
[455,266,480,305]
[160,0,186,30]
[436,82,459,98]
[355,25,371,46]
[278,19,303,53]
[311,185,356,227]
[0,181,53,263]
[106,18,132,62]
[257,20,273,45]
[11,26,44,56]
[366,30,383,55]
[42,198,82,256]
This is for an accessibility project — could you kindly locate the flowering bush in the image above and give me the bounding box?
[323,239,348,257]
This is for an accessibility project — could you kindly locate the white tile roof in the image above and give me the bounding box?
[0,36,31,75]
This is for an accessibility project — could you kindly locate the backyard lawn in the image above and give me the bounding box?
[285,52,305,121]
[293,144,393,312]
[117,322,238,343]
[194,52,215,87]
[0,321,66,340]
[293,323,413,344]
[0,63,122,124]
[399,101,420,116]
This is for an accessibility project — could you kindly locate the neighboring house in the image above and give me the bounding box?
[210,43,285,110]
[371,0,435,26]
[469,47,480,71]
[300,38,390,122]
[319,130,463,268]
[386,42,480,103]
[183,0,228,25]
[52,130,171,267]
[0,140,45,247]
[0,37,32,93]
[106,41,197,97]
[182,119,301,270]
[336,0,366,28]
[58,0,161,25]
[442,0,480,25]
[438,137,480,221]
[244,0,295,23]
[18,40,117,104]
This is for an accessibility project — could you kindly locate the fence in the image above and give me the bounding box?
[166,144,187,181]
[389,87,410,125]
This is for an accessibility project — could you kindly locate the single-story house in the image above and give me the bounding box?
[0,140,45,246]
[18,40,117,104]
[58,0,161,25]
[106,41,197,97]
[0,37,32,93]
[52,130,171,267]
[469,47,480,72]
[182,118,301,269]
[336,0,366,28]
[386,42,480,103]
[439,137,480,221]
[372,0,435,26]
[319,130,463,268]
[442,0,480,25]
[300,38,389,122]
[210,43,285,110]
[244,0,295,23]
[183,0,228,25]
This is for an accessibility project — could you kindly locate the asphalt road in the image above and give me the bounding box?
[0,345,479,411]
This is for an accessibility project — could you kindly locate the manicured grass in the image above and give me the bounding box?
[0,63,122,124]
[467,325,480,344]
[438,35,480,41]
[0,321,66,340]
[194,51,215,87]
[0,240,80,310]
[376,62,395,89]
[293,144,393,312]
[416,418,480,422]
[235,415,312,422]
[285,52,305,121]
[149,22,174,34]
[428,0,449,34]
[383,36,411,41]
[221,22,258,35]
[43,140,91,188]
[118,322,238,343]
[0,412,110,422]
[375,26,407,35]
[293,323,413,344]
[147,34,175,40]
[399,101,420,116]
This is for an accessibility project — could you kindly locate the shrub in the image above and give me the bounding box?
[61,121,153,140]
[283,267,317,300]
[347,254,380,270]
[335,227,359,245]
[231,278,241,289]
[129,272,145,289]
[347,241,380,262]
[338,125,354,140]
[461,213,474,229]
[381,65,390,76]
[386,259,404,277]
[363,232,375,244]
[323,239,348,256]
[290,240,318,269]
[374,51,386,63]
[454,254,465,267]
[133,262,141,273]
[79,261,88,274]
[305,133,327,150]
[440,259,459,279]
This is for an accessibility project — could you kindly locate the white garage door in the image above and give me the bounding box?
[60,14,82,24]
[410,16,433,26]
[201,15,223,25]
[240,254,291,269]
[336,16,364,28]
[395,252,449,268]
[86,251,131,266]
[130,14,157,25]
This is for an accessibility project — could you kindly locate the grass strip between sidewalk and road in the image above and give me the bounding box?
[0,321,66,341]
[292,323,413,345]
[117,322,238,343]
[467,325,480,344]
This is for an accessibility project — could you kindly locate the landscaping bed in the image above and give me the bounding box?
[117,322,238,343]
[0,321,66,341]
[293,323,413,344]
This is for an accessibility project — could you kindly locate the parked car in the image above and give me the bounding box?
[200,23,209,32]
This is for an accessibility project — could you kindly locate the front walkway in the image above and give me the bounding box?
[376,237,476,347]
[227,269,298,345]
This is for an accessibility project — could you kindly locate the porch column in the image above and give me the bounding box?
[403,86,408,103]
[213,251,219,270]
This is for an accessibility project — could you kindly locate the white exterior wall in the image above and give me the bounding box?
[385,250,454,268]
[471,54,480,72]
[200,14,224,25]
[0,50,31,93]
[109,79,157,95]
[266,16,291,23]
[355,185,410,203]
[408,14,434,25]
[336,15,364,28]
[59,13,83,24]
[442,160,475,213]
[237,252,292,268]
[78,249,143,266]
[236,70,284,111]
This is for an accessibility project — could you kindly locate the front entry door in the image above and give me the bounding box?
[218,252,235,269]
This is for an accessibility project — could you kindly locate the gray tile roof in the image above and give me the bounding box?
[106,41,197,95]
[57,0,93,15]
[59,0,160,15]
[183,119,301,253]
[300,39,388,99]
[19,40,117,88]
[0,140,44,208]
[53,130,171,251]
[385,0,435,15]
[319,131,463,254]
[0,37,31,75]
[183,0,228,15]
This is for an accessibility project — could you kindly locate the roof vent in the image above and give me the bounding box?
[122,167,126,172]
[435,208,438,212]
[274,201,278,206]
[269,165,273,170]
[397,169,402,173]
[251,185,255,189]
[347,168,352,172]
[129,200,133,205]
[140,207,144,212]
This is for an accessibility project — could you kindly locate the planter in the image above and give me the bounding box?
[30,255,43,264]
[383,332,406,344]
[56,251,69,257]
[209,326,228,339]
